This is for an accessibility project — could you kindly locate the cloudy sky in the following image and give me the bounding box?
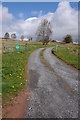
[1,1,78,41]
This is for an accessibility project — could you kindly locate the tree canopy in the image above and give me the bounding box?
[36,19,52,45]
[63,34,73,43]
[4,32,9,39]
[11,33,17,40]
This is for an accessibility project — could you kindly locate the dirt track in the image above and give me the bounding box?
[25,48,78,118]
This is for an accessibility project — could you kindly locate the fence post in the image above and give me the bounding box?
[25,42,27,51]
[4,40,7,53]
[56,44,58,52]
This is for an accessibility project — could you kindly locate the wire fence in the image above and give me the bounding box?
[2,39,27,53]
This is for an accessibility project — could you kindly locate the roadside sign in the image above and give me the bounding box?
[16,43,19,51]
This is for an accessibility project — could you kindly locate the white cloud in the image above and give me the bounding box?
[32,11,39,16]
[1,1,78,42]
[39,10,43,17]
[19,13,24,18]
[32,10,43,17]
[51,1,78,41]
[26,17,38,21]
[0,4,2,37]
[1,5,14,37]
[2,6,13,24]
[0,4,2,23]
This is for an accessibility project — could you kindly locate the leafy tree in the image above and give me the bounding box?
[4,32,9,41]
[63,34,72,43]
[36,19,52,45]
[11,33,17,40]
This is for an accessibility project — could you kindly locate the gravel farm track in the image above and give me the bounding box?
[25,47,78,118]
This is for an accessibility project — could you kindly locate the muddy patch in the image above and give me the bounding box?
[2,87,30,118]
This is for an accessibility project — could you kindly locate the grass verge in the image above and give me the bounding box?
[52,44,80,70]
[40,48,54,72]
[2,44,43,105]
[2,41,56,105]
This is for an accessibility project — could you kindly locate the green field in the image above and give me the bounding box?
[2,43,43,103]
[2,41,55,104]
[2,41,79,105]
[52,44,80,70]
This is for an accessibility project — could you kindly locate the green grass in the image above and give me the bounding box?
[40,48,54,72]
[40,48,45,57]
[2,41,79,104]
[52,44,80,70]
[2,43,44,103]
[2,42,55,103]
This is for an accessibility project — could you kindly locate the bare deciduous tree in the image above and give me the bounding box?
[36,19,52,45]
[21,35,24,41]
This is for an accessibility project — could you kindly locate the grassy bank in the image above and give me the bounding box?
[2,43,44,103]
[2,41,56,104]
[52,44,80,70]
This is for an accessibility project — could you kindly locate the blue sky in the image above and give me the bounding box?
[1,1,78,41]
[2,2,78,20]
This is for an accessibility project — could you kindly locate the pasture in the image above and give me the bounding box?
[2,40,55,105]
[2,39,79,105]
[52,43,80,70]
